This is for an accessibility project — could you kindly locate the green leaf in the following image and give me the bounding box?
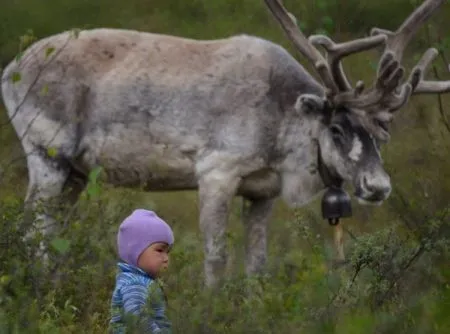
[45,47,55,59]
[47,147,57,158]
[50,238,71,255]
[86,166,104,198]
[19,31,36,49]
[86,183,101,198]
[321,16,334,30]
[298,21,307,31]
[71,28,81,39]
[15,51,24,63]
[0,275,11,285]
[40,84,49,96]
[438,36,450,53]
[88,166,103,183]
[11,72,21,83]
[317,0,327,10]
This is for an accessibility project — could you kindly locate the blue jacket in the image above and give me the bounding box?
[109,262,172,333]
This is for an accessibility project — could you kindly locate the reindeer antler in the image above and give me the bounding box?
[263,0,387,99]
[410,48,450,94]
[308,35,387,92]
[264,0,450,113]
[348,0,450,111]
[371,0,444,63]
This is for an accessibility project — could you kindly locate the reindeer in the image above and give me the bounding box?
[1,0,449,288]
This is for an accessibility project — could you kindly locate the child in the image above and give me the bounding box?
[109,209,174,334]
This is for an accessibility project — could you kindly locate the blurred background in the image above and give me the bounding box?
[0,0,449,333]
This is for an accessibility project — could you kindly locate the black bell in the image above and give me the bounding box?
[321,186,352,225]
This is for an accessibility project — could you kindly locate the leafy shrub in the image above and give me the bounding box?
[1,0,450,333]
[0,185,449,333]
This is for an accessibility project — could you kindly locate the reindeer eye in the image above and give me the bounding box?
[330,124,344,138]
[374,119,389,133]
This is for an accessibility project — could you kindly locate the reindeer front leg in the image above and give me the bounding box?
[198,171,240,288]
[242,197,274,277]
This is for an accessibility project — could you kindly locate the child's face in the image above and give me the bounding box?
[137,242,170,277]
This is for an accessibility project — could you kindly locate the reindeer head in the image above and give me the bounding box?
[265,0,450,205]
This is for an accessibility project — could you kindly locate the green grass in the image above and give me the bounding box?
[0,189,449,333]
[1,0,450,332]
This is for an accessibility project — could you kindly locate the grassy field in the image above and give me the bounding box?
[1,0,450,332]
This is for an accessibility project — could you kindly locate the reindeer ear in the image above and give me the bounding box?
[294,94,327,114]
